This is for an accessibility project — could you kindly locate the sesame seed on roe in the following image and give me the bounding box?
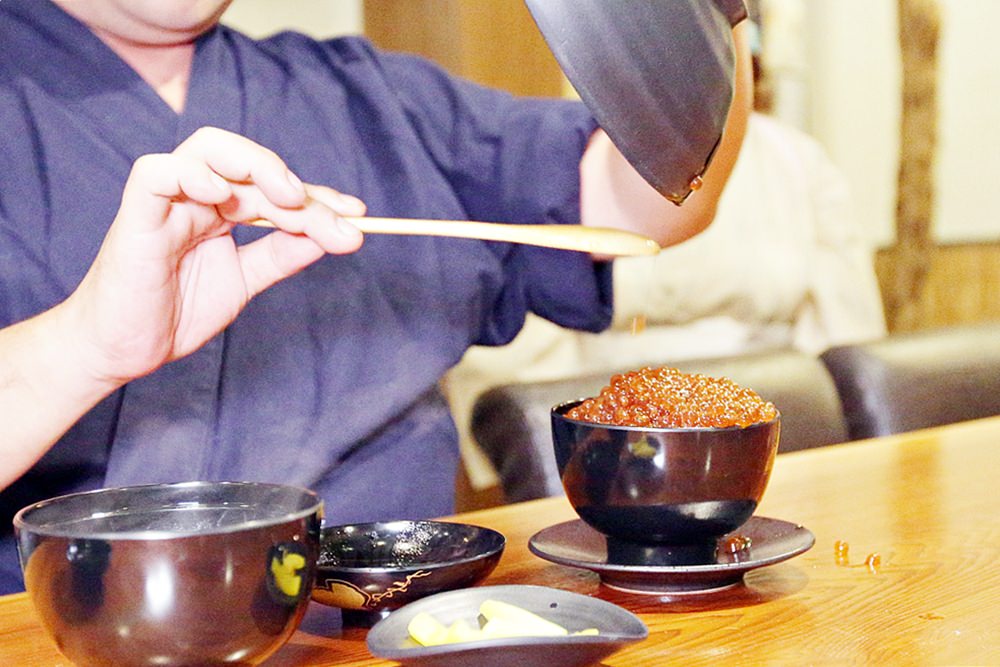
[565,366,777,428]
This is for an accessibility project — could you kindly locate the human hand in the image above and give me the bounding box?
[64,126,365,388]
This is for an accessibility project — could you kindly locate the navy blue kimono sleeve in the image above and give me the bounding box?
[334,39,614,343]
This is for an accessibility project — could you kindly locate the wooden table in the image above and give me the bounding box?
[2,417,1000,665]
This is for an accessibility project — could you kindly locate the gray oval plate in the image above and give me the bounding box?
[365,584,647,667]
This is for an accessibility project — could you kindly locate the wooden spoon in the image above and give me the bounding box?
[246,216,661,257]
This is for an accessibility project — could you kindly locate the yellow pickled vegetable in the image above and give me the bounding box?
[479,599,568,637]
[405,599,599,646]
[407,612,449,646]
[443,619,481,644]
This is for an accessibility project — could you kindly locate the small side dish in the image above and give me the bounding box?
[312,520,504,625]
[366,584,646,667]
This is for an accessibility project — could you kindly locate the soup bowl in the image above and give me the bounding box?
[14,481,322,666]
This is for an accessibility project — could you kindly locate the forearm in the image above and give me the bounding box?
[0,299,121,490]
[0,128,365,493]
[581,22,753,249]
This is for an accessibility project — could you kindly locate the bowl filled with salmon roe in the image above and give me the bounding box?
[551,367,780,553]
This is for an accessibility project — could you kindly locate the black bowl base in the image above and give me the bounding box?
[605,537,718,567]
[575,500,756,545]
[602,535,745,593]
[341,608,393,627]
[600,570,745,595]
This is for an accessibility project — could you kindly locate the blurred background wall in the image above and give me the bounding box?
[222,0,1000,334]
[222,0,362,37]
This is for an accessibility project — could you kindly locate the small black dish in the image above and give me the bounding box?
[312,520,505,625]
[529,516,814,594]
[366,584,648,667]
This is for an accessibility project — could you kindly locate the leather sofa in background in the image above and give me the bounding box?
[821,322,1000,440]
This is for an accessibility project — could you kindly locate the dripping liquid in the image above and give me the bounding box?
[630,313,648,335]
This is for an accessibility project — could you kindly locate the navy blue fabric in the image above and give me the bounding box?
[0,0,612,592]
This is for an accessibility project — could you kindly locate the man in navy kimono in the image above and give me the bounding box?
[0,0,750,592]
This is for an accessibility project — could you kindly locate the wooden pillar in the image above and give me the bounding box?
[879,0,940,332]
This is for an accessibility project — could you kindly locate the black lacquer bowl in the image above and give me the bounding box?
[552,400,780,563]
[14,481,322,666]
[312,520,505,624]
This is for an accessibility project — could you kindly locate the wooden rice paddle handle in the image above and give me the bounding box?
[246,216,660,257]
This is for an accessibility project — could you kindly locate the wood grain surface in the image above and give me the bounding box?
[2,417,999,665]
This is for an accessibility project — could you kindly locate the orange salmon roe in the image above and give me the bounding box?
[566,366,777,428]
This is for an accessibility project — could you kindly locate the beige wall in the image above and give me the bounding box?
[221,0,362,38]
[934,0,1000,244]
[783,1,1000,249]
[799,0,900,249]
